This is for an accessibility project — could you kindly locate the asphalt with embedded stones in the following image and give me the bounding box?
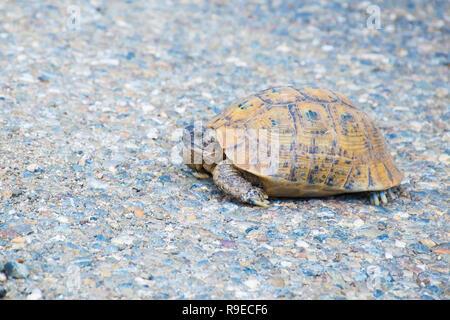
[0,0,448,299]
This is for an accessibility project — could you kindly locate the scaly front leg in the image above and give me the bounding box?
[212,160,270,207]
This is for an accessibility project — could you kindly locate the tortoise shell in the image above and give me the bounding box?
[206,86,403,197]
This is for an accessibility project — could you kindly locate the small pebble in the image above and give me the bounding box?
[432,243,450,255]
[244,278,259,291]
[128,206,145,218]
[26,164,39,172]
[295,240,310,248]
[220,239,236,249]
[26,288,43,300]
[353,218,364,228]
[134,277,152,287]
[146,128,159,139]
[11,237,26,244]
[3,262,29,279]
[268,277,285,287]
[420,239,436,248]
[111,234,135,246]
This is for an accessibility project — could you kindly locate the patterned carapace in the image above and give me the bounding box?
[207,86,403,197]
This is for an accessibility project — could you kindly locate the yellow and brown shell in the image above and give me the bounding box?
[206,86,403,197]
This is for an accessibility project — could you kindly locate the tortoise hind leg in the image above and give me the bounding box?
[212,160,270,207]
[369,189,395,205]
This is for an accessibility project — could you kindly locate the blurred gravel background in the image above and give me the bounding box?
[0,0,448,299]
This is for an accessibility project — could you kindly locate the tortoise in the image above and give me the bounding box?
[183,86,403,207]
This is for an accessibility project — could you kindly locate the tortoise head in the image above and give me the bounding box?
[183,123,224,173]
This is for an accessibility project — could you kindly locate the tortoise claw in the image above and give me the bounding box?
[243,187,270,208]
[370,193,380,206]
[251,199,270,208]
[379,191,388,204]
[370,189,395,206]
[193,172,210,179]
[387,188,395,199]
